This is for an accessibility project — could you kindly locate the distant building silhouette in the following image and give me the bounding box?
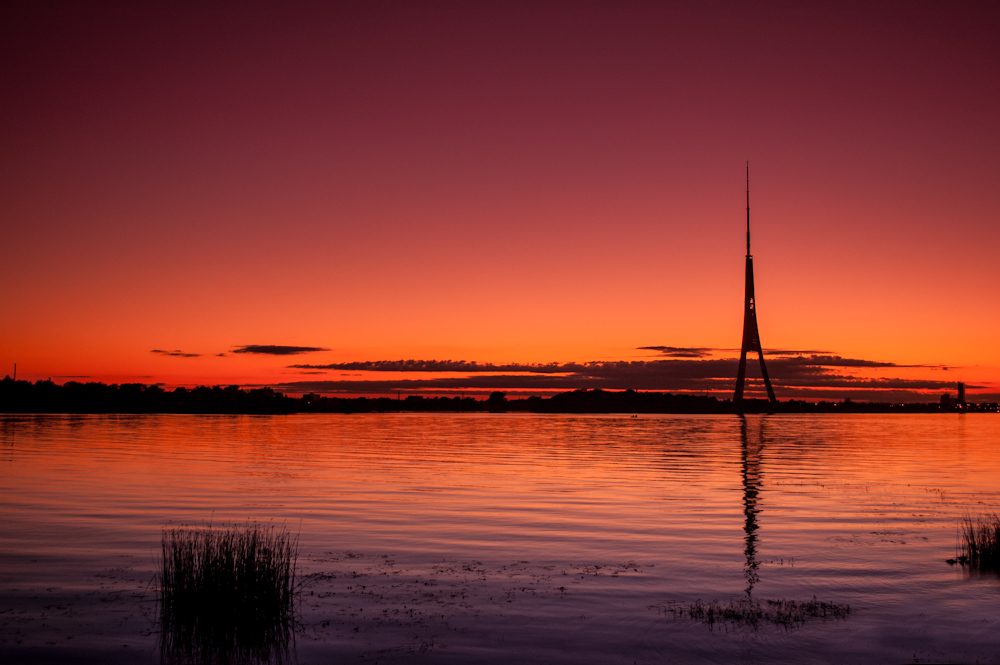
[734,164,777,409]
[943,382,967,410]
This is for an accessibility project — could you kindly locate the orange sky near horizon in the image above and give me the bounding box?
[2,2,999,401]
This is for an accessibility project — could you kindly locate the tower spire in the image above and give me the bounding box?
[735,163,777,410]
[746,161,751,257]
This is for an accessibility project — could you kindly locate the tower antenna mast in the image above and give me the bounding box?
[734,162,777,409]
[746,161,751,257]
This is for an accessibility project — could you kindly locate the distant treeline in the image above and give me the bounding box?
[1,378,996,414]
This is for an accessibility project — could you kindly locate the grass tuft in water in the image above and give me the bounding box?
[958,512,1000,570]
[159,521,298,664]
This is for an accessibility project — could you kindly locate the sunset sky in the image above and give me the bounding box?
[2,1,998,401]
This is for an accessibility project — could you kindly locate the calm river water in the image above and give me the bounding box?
[1,413,999,663]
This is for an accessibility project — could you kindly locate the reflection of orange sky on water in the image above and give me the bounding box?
[7,415,1000,555]
[2,4,999,398]
[0,414,1000,597]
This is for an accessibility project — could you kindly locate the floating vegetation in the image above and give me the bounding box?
[653,596,850,630]
[159,521,298,664]
[949,512,1000,571]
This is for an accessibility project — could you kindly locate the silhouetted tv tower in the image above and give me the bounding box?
[734,163,777,408]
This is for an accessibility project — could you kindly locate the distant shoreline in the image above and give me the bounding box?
[2,378,996,415]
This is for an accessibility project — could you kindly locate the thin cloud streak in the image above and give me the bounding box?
[232,345,329,356]
[638,346,838,358]
[637,346,716,358]
[151,349,200,358]
[291,360,575,373]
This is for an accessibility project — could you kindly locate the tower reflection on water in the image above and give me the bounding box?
[740,415,764,597]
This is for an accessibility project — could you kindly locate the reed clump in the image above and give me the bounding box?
[159,521,298,664]
[958,512,1000,571]
[656,596,850,630]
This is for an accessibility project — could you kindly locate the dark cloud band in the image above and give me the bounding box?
[282,354,963,398]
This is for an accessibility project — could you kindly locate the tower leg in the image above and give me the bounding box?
[757,350,777,404]
[735,349,748,407]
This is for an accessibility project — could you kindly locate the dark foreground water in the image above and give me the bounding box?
[1,413,999,664]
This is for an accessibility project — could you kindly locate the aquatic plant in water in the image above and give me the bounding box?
[956,512,1000,571]
[159,521,298,664]
[654,596,850,630]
